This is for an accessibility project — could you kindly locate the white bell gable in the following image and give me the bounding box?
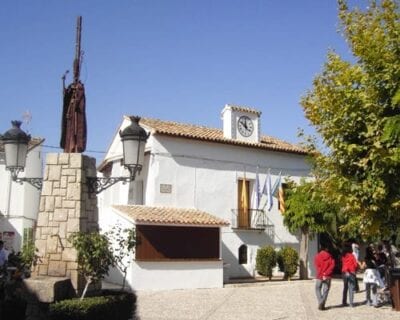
[221,104,261,143]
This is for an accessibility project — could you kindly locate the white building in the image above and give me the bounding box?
[98,105,317,290]
[0,138,44,252]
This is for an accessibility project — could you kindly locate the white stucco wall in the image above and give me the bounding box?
[144,136,315,278]
[131,260,223,291]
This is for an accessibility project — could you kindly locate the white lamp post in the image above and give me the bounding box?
[86,116,149,193]
[0,121,42,189]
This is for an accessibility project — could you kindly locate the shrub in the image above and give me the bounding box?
[21,240,39,271]
[68,232,115,299]
[255,246,277,280]
[48,291,135,320]
[277,246,299,280]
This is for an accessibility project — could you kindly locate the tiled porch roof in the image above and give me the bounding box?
[137,117,307,155]
[112,205,230,227]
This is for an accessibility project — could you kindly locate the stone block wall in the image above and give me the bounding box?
[32,153,98,293]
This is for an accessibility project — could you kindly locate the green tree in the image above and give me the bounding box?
[69,232,115,299]
[283,179,339,279]
[301,0,400,238]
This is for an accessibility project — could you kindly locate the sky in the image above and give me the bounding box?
[0,0,368,162]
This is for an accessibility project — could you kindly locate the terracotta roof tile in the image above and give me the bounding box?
[112,205,230,227]
[225,104,262,116]
[134,117,306,155]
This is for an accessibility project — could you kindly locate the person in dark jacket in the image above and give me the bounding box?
[341,243,359,307]
[314,245,335,310]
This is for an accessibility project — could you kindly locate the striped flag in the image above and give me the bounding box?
[269,172,285,213]
[271,172,281,198]
[255,168,261,209]
[241,177,249,213]
[240,175,249,227]
[262,170,273,211]
[278,182,285,213]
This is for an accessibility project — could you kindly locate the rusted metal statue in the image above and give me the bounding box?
[60,16,87,153]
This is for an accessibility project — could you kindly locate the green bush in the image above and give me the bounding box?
[255,246,277,280]
[48,291,135,320]
[277,246,299,280]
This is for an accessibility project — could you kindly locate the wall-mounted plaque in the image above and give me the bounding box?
[160,184,172,194]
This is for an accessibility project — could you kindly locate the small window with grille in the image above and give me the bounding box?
[239,244,248,264]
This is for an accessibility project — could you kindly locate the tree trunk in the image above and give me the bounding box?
[80,277,91,300]
[299,227,309,280]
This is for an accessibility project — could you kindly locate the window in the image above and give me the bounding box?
[23,228,34,247]
[136,225,220,260]
[239,244,248,264]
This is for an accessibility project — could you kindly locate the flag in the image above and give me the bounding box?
[262,170,273,211]
[241,177,249,213]
[278,180,285,214]
[271,172,282,197]
[239,175,249,227]
[255,168,261,209]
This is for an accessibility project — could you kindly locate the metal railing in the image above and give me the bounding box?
[231,209,272,229]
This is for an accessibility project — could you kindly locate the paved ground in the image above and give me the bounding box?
[134,278,399,320]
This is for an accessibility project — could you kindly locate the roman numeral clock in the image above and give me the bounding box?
[237,115,254,137]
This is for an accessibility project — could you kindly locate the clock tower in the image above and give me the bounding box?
[221,104,261,143]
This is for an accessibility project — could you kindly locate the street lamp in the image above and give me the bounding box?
[0,120,42,189]
[1,116,149,194]
[87,116,150,193]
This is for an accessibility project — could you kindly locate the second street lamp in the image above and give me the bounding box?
[86,116,149,193]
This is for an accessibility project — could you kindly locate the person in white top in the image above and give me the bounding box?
[352,242,360,292]
[0,240,9,268]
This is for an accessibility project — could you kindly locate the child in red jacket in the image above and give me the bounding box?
[314,245,335,310]
[341,243,359,307]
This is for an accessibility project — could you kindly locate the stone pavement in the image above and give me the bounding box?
[135,278,399,320]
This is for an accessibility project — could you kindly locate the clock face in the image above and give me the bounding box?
[237,116,254,137]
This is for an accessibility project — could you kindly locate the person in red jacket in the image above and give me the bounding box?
[341,242,359,307]
[314,244,335,310]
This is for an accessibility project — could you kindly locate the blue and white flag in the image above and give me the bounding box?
[262,170,273,211]
[271,172,282,197]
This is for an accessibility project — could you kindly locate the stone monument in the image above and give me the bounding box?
[30,153,98,294]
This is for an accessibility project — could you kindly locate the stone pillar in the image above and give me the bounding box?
[32,153,98,294]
